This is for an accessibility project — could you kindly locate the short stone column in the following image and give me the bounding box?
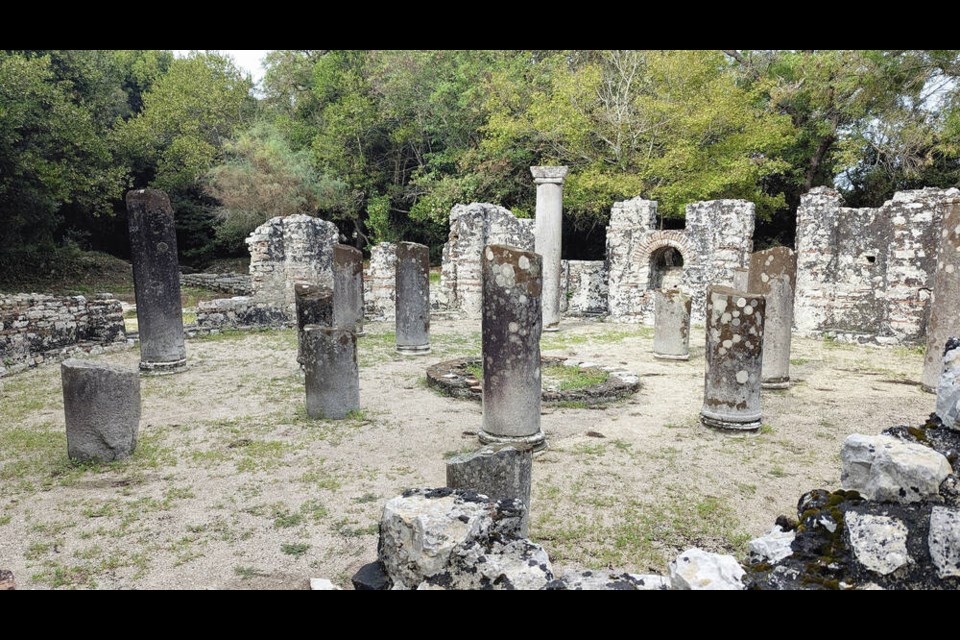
[126,189,186,372]
[531,166,568,332]
[447,444,533,536]
[731,267,751,292]
[653,289,691,360]
[700,286,765,431]
[748,247,796,389]
[395,241,431,355]
[478,244,545,449]
[923,199,960,391]
[936,337,960,429]
[333,244,364,336]
[61,359,141,462]
[295,283,332,366]
[303,326,359,419]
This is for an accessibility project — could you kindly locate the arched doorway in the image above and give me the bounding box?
[648,245,685,290]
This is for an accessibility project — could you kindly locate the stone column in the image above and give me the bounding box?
[303,326,359,419]
[447,444,533,536]
[295,283,332,366]
[531,166,568,332]
[748,247,797,389]
[61,359,141,462]
[700,286,765,431]
[395,241,431,355]
[936,337,960,429]
[479,244,545,449]
[333,244,364,336]
[653,289,691,360]
[126,189,186,372]
[731,267,751,292]
[923,199,960,391]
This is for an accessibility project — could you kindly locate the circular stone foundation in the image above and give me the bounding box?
[425,356,641,406]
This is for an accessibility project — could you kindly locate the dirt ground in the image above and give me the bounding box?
[0,318,935,589]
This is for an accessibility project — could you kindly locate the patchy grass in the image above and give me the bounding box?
[281,542,311,557]
[543,364,609,391]
[234,566,269,580]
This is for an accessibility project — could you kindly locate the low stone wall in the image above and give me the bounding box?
[195,296,291,331]
[180,272,251,296]
[561,260,608,316]
[0,294,126,377]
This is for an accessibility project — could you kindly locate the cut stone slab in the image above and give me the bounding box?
[748,525,796,564]
[841,434,952,503]
[351,561,390,590]
[377,488,522,590]
[929,506,960,579]
[669,548,745,590]
[309,578,341,590]
[544,571,669,590]
[844,511,911,576]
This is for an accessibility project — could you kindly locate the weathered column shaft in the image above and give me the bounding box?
[61,359,141,462]
[446,444,533,536]
[395,242,430,354]
[653,289,691,360]
[295,283,333,366]
[701,286,765,431]
[333,244,365,336]
[303,326,359,419]
[479,244,544,449]
[532,166,568,331]
[748,247,796,389]
[924,199,960,391]
[936,337,960,430]
[126,189,186,372]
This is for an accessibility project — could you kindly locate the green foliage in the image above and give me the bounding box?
[206,122,349,252]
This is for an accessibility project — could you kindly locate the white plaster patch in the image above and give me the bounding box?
[736,370,749,384]
[508,322,519,333]
[721,313,731,323]
[948,265,956,274]
[743,306,754,315]
[761,273,769,283]
[485,248,494,261]
[722,340,733,348]
[736,298,747,308]
[518,255,530,270]
[732,335,741,343]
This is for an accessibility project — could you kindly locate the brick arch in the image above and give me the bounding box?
[635,231,693,267]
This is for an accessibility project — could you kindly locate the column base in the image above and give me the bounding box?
[700,409,761,432]
[654,353,690,361]
[478,429,547,451]
[139,358,187,375]
[543,325,560,333]
[761,377,790,390]
[396,344,431,356]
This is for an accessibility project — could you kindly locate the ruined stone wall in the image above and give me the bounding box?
[606,198,754,323]
[795,187,959,345]
[0,294,125,376]
[180,272,252,296]
[560,260,608,316]
[246,214,339,314]
[439,203,535,317]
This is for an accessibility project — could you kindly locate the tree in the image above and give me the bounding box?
[206,122,349,252]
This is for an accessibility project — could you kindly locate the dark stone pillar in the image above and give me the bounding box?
[126,189,186,372]
[478,244,545,449]
[333,244,364,336]
[61,359,140,462]
[700,286,765,431]
[295,283,333,366]
[395,242,430,355]
[303,326,359,419]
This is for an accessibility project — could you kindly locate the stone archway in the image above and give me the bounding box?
[635,231,692,291]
